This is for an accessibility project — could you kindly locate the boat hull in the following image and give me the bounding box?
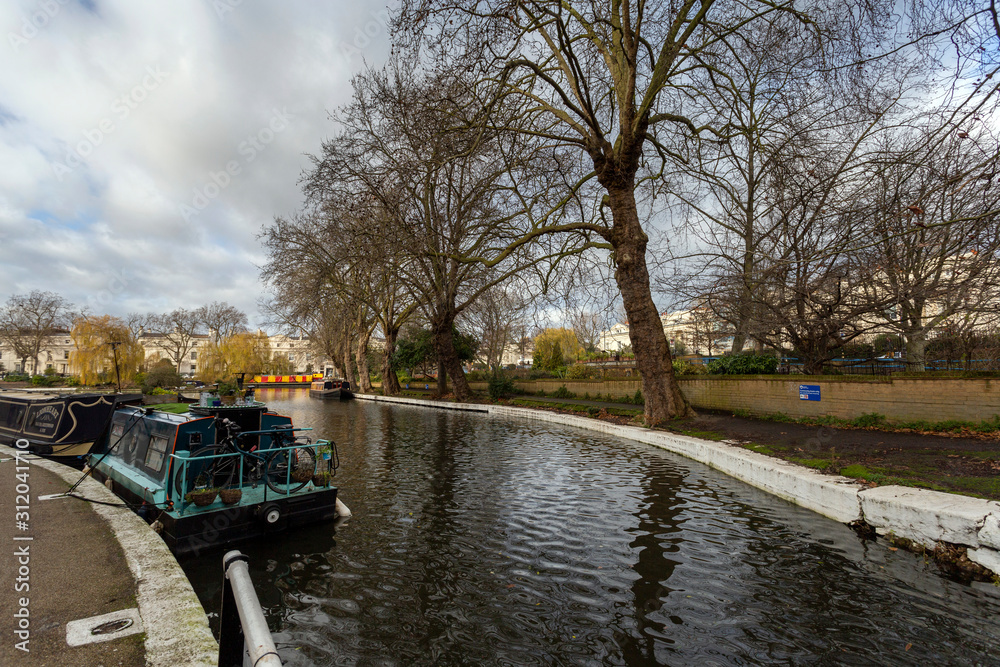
[308,388,342,399]
[94,466,340,556]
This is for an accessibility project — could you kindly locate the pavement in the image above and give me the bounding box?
[0,446,216,667]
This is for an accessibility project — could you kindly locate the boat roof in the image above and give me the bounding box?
[116,406,194,425]
[0,390,130,402]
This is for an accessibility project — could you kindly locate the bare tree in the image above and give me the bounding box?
[196,302,249,341]
[147,308,204,372]
[855,123,1000,369]
[394,0,830,420]
[464,283,531,370]
[305,62,558,400]
[0,291,71,374]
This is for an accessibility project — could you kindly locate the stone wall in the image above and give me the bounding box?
[470,376,1000,423]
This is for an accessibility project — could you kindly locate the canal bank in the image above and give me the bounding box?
[0,444,216,666]
[355,393,1000,578]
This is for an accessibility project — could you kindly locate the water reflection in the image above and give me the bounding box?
[180,390,1000,666]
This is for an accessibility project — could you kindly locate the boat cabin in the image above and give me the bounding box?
[0,390,141,458]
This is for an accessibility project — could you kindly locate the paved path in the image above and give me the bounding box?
[0,456,144,666]
[0,447,217,667]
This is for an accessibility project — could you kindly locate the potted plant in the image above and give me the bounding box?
[216,379,238,405]
[317,444,333,463]
[185,487,219,507]
[312,471,332,487]
[219,488,242,505]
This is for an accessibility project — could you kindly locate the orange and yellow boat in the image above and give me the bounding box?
[251,373,323,387]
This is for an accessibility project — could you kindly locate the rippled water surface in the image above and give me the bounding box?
[181,390,1000,666]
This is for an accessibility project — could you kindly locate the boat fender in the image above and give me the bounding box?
[104,478,114,491]
[150,520,164,534]
[257,503,282,526]
[335,498,352,519]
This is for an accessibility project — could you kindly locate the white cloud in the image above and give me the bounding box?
[0,0,392,327]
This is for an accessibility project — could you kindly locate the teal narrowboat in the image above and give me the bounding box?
[87,401,342,555]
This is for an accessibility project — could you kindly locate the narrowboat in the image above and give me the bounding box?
[308,377,353,400]
[87,399,346,555]
[0,390,141,459]
[251,373,323,387]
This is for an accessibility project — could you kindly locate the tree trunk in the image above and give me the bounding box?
[431,310,471,401]
[905,334,928,373]
[342,342,357,388]
[607,186,694,424]
[355,332,372,392]
[382,328,401,395]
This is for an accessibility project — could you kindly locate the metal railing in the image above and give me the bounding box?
[169,439,335,511]
[219,550,282,667]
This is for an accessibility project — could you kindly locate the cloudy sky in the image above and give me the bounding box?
[0,0,391,327]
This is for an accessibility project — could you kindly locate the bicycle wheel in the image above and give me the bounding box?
[172,446,237,498]
[264,446,316,494]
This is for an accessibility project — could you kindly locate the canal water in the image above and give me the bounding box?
[181,390,1000,665]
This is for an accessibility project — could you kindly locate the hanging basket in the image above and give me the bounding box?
[187,489,218,507]
[219,489,242,505]
[292,469,314,483]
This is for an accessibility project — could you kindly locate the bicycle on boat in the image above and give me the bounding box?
[172,417,320,499]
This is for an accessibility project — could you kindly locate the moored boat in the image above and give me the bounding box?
[309,378,353,400]
[87,399,345,555]
[0,390,141,459]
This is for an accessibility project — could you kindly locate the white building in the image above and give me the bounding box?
[598,308,734,357]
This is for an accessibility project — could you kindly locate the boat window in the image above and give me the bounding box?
[0,402,26,430]
[111,423,124,438]
[189,432,202,446]
[145,435,169,472]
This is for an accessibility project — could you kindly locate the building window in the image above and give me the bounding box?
[288,353,295,361]
[64,351,69,359]
[191,351,197,360]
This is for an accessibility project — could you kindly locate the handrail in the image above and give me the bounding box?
[170,440,331,510]
[219,550,282,667]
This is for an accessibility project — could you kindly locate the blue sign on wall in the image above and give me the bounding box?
[799,384,821,401]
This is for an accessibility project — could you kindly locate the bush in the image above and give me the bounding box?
[142,360,183,393]
[65,376,81,387]
[149,386,175,395]
[566,363,598,380]
[707,353,779,375]
[487,372,516,400]
[632,389,644,405]
[852,412,886,428]
[3,373,30,382]
[672,359,706,376]
[30,374,60,387]
[552,385,576,399]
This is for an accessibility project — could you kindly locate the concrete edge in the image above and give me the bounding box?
[363,397,1000,576]
[355,392,489,412]
[0,445,218,667]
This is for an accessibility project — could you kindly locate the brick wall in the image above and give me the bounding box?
[471,376,1000,423]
